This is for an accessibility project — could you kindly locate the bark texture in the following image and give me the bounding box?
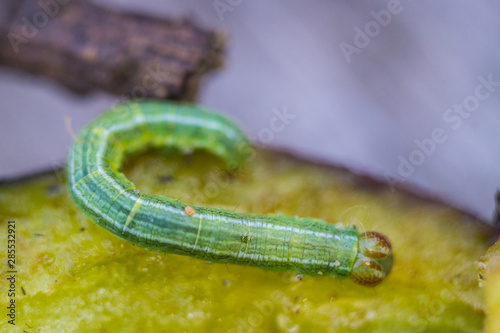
[0,0,225,100]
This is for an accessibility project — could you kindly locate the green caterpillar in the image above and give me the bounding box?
[67,101,393,287]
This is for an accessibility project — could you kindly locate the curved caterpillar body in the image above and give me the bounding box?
[67,101,393,287]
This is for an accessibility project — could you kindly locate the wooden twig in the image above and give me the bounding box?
[0,0,225,101]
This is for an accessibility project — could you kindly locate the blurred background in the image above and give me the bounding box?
[1,0,499,222]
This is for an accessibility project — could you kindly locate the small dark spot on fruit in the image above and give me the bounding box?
[158,174,174,183]
[47,184,63,196]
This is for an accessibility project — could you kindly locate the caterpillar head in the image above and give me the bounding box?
[350,231,393,287]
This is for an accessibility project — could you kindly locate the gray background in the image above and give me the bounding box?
[1,0,499,222]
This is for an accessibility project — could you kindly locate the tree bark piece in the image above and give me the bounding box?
[0,0,225,101]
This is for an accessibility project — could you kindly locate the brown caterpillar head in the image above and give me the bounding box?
[350,231,393,287]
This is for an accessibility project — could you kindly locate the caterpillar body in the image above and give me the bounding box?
[67,101,393,287]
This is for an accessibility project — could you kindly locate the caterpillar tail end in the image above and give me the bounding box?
[350,231,393,287]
